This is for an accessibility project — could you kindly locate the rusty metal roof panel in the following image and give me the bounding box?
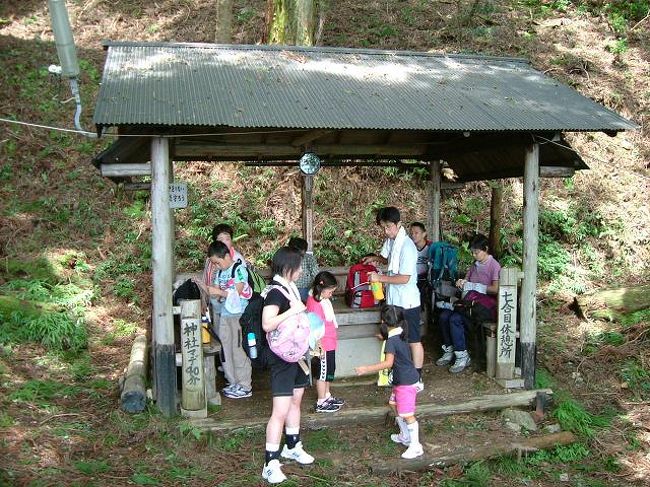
[93,42,637,132]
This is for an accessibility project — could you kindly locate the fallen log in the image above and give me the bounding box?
[371,431,576,475]
[120,334,148,413]
[192,389,552,434]
[572,285,650,321]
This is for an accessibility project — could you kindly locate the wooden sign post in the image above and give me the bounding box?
[496,268,518,381]
[179,299,207,418]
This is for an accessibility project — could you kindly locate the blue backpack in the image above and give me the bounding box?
[428,241,458,285]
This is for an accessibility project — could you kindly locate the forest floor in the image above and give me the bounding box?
[1,0,649,486]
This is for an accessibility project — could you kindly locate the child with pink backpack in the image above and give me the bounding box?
[260,247,314,484]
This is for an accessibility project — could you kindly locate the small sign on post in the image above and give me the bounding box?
[169,182,188,209]
[496,268,518,380]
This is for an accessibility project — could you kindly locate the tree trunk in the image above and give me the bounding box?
[265,0,318,45]
[489,182,503,260]
[572,285,650,321]
[215,0,233,44]
[266,0,292,44]
[295,0,316,46]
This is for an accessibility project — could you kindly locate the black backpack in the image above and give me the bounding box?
[239,293,271,369]
[173,279,201,305]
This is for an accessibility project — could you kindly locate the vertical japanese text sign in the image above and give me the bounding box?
[496,268,518,379]
[180,299,206,413]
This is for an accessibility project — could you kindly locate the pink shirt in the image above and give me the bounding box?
[306,296,338,352]
[466,255,501,287]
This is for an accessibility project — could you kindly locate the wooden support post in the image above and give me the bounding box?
[428,160,441,242]
[151,136,177,417]
[488,183,503,259]
[496,267,518,380]
[203,346,221,406]
[521,143,540,389]
[180,299,207,418]
[484,324,496,378]
[302,174,314,251]
[120,334,148,413]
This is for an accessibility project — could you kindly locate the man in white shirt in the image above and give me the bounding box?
[363,207,424,391]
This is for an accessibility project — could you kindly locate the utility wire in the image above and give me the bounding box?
[0,117,306,138]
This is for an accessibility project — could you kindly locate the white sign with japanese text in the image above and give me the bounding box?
[169,182,188,209]
[496,277,518,379]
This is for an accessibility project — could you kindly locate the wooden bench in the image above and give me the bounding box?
[175,266,385,377]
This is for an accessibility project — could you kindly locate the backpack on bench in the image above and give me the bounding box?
[345,262,380,308]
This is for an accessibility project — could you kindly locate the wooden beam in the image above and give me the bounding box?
[120,334,148,413]
[521,143,540,390]
[429,160,441,242]
[291,129,332,147]
[372,431,576,475]
[174,143,429,159]
[191,389,552,433]
[151,136,177,417]
[244,160,429,168]
[122,182,152,191]
[101,163,151,177]
[540,166,575,178]
[302,175,314,251]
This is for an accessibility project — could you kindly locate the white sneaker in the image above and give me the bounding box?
[401,443,424,459]
[415,380,424,393]
[449,351,471,374]
[280,441,314,464]
[436,345,454,366]
[222,383,237,393]
[261,459,286,484]
[390,433,410,446]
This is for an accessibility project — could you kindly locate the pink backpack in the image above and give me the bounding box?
[264,285,311,363]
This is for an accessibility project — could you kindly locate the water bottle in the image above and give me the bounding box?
[247,332,258,359]
[201,315,211,344]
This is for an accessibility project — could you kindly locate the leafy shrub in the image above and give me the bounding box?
[553,397,611,438]
[9,379,81,405]
[621,360,650,400]
[0,278,90,352]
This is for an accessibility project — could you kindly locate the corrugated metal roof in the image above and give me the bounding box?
[93,42,637,132]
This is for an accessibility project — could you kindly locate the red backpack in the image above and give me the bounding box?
[345,262,380,308]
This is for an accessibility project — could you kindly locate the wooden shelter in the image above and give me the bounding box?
[92,42,637,417]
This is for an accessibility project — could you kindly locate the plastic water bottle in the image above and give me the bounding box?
[201,315,211,344]
[247,332,258,359]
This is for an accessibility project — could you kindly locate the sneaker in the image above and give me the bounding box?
[390,433,410,446]
[315,400,341,413]
[435,345,454,366]
[222,383,237,393]
[281,441,314,465]
[449,351,471,374]
[415,380,424,393]
[401,443,424,459]
[326,396,345,406]
[261,459,286,484]
[224,385,252,398]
